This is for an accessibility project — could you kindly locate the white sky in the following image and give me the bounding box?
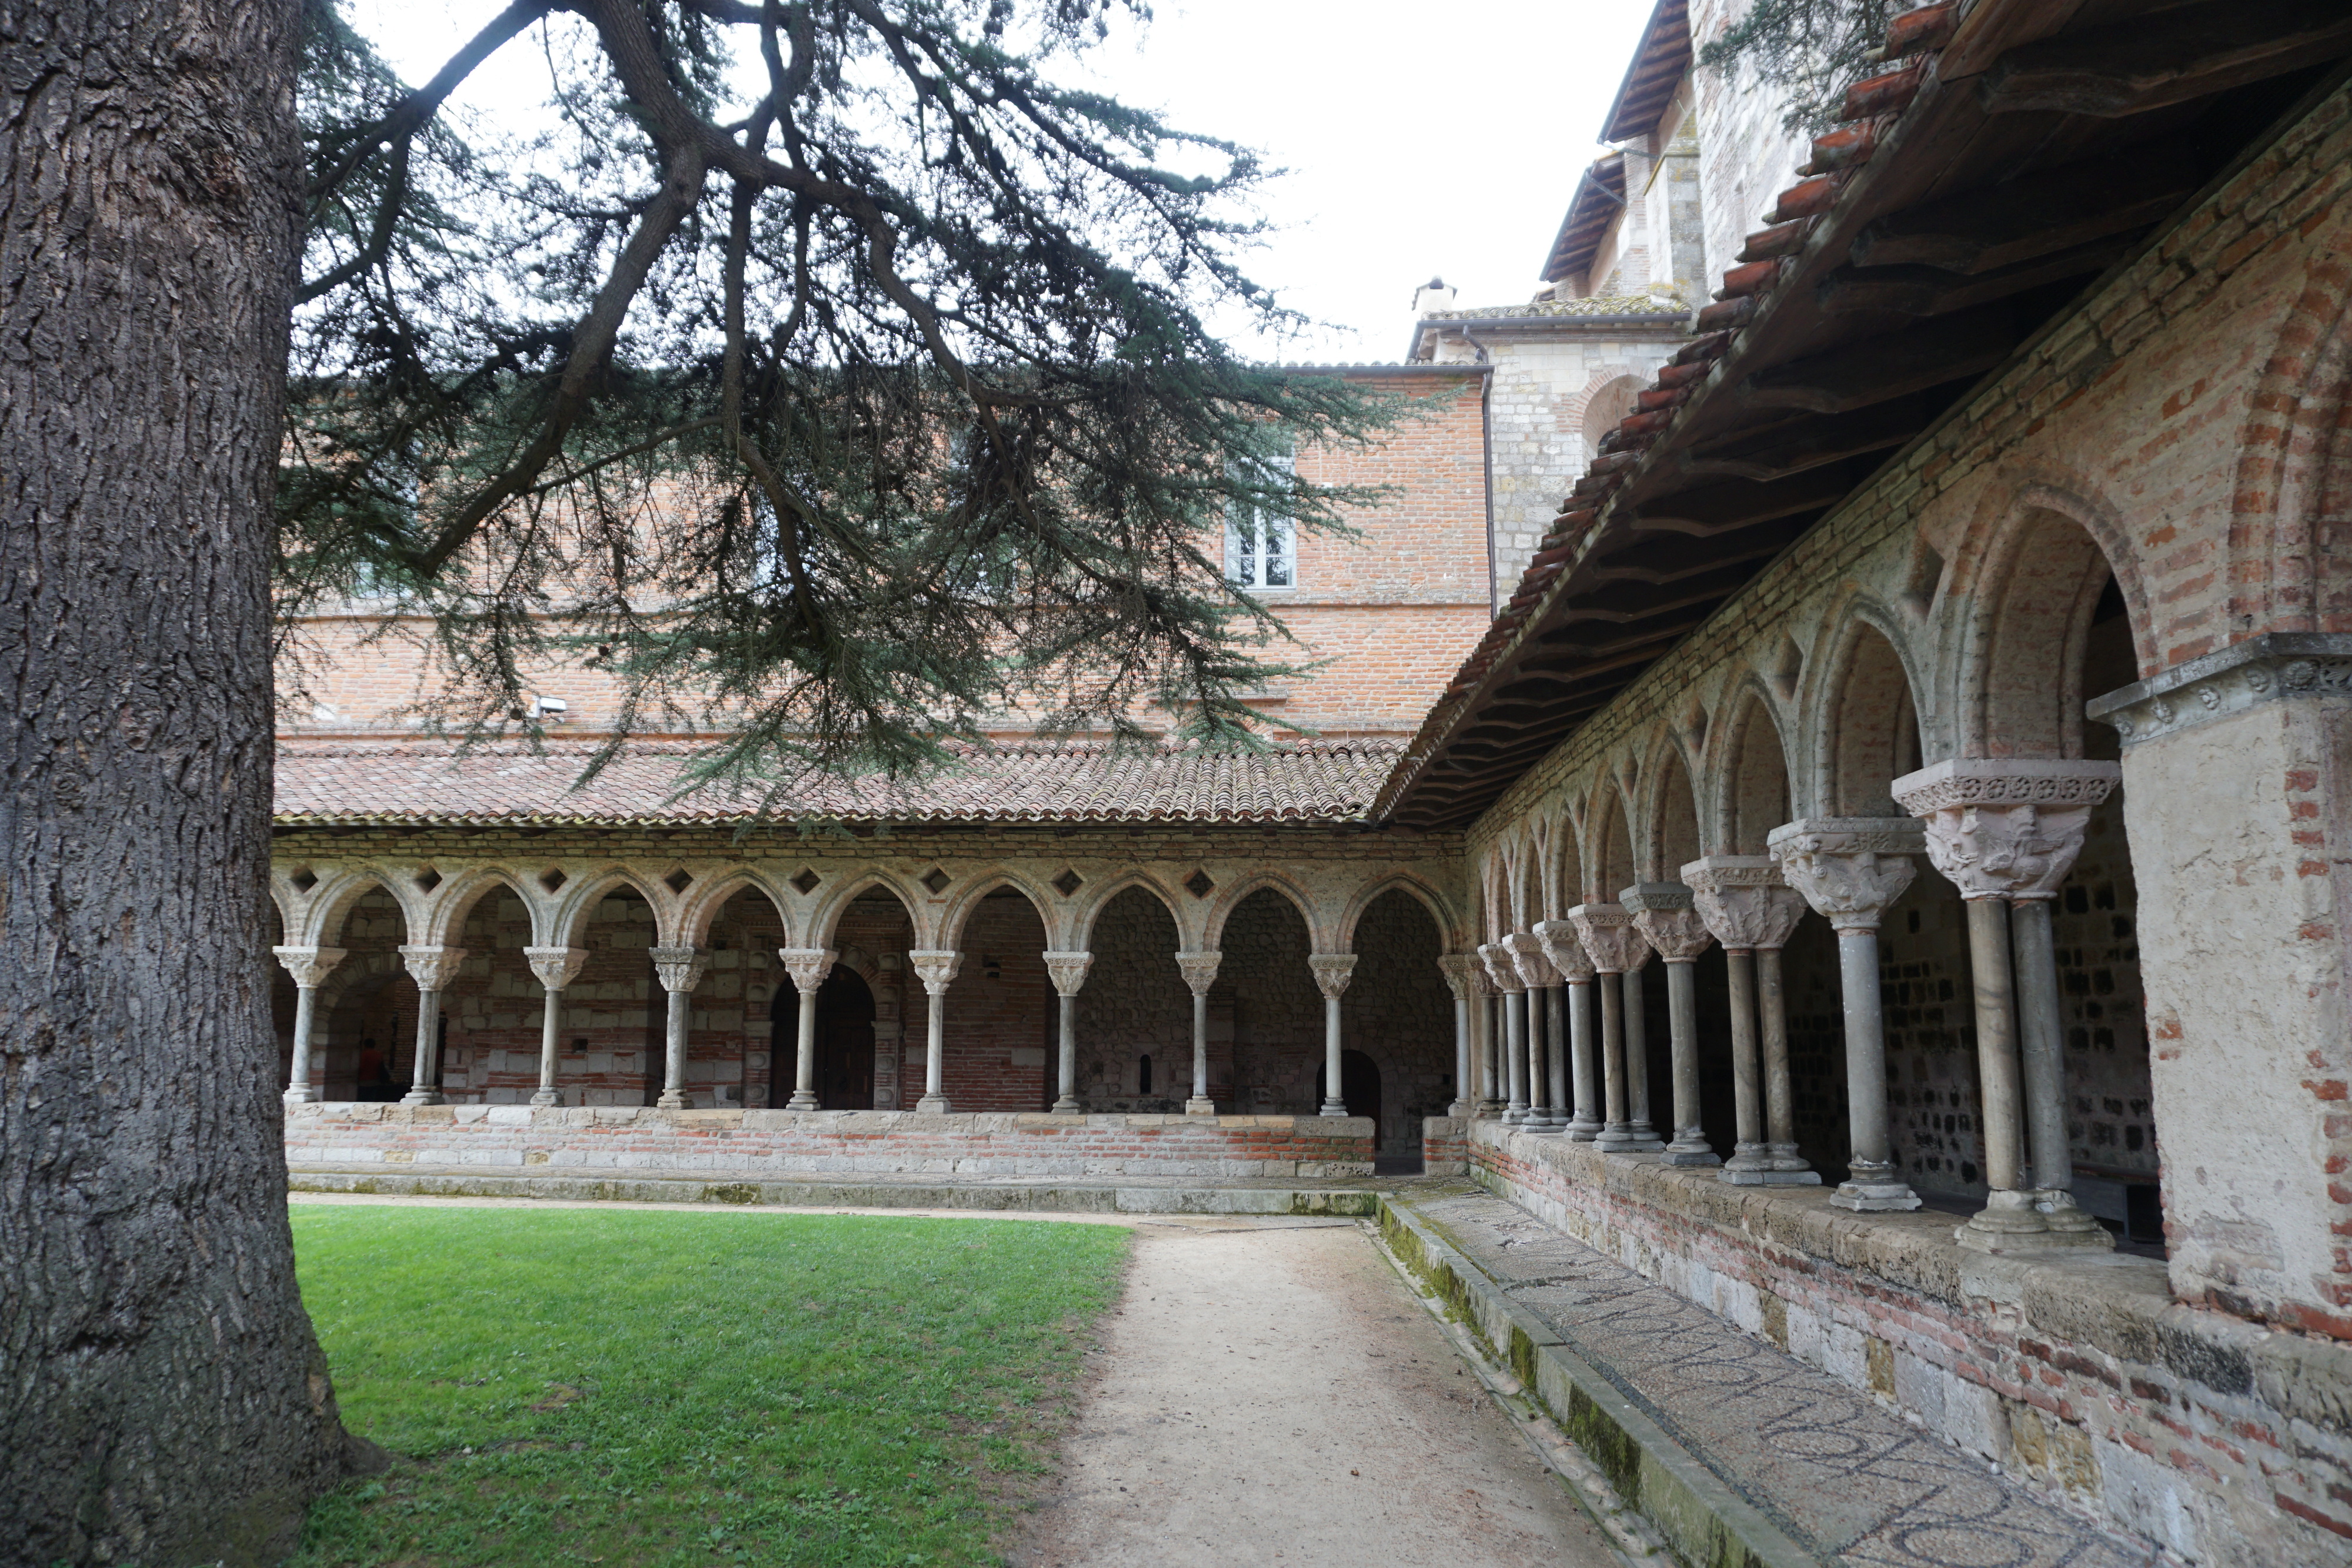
[347,0,1649,363]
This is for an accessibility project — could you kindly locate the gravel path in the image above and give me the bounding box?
[1011,1216,1618,1568]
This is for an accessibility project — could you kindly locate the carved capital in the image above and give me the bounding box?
[781,947,838,994]
[2088,633,2352,746]
[1436,952,1482,999]
[907,949,963,995]
[1505,931,1560,988]
[1532,919,1595,984]
[1681,857,1807,951]
[399,944,468,992]
[1566,904,1647,974]
[1044,950,1097,997]
[1767,818,1920,931]
[649,945,710,994]
[1476,941,1525,994]
[273,945,347,990]
[524,945,589,991]
[1308,953,1357,1000]
[1621,882,1710,964]
[1893,760,2114,901]
[1172,950,1221,997]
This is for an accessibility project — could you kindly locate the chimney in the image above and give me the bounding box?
[1412,276,1458,317]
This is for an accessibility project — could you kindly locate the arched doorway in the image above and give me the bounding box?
[1316,1049,1382,1145]
[771,967,877,1109]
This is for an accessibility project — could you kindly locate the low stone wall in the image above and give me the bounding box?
[1421,1115,1468,1175]
[283,1102,1375,1178]
[1471,1122,2352,1568]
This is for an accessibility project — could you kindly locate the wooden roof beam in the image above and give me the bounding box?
[1676,396,1935,482]
[1742,305,2017,414]
[1816,233,2139,317]
[1980,0,2352,118]
[1851,142,2201,273]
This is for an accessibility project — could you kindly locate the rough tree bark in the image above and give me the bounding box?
[0,2,360,1562]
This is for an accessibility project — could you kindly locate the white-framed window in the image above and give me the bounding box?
[1225,450,1296,590]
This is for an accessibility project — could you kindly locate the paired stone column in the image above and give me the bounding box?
[1468,956,1502,1116]
[1174,951,1221,1115]
[1506,932,1562,1131]
[1043,951,1094,1114]
[273,946,346,1105]
[1568,905,1660,1151]
[397,944,467,1105]
[1536,920,1599,1139]
[1478,943,1528,1122]
[907,950,962,1113]
[1896,760,2119,1253]
[779,948,837,1110]
[1625,884,1718,1166]
[1683,859,1816,1185]
[1309,954,1357,1117]
[1437,954,1481,1116]
[649,946,710,1109]
[1768,819,1923,1211]
[523,946,589,1108]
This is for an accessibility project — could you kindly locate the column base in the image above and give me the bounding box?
[785,1089,820,1110]
[1446,1099,1475,1117]
[1597,1131,1666,1154]
[1829,1180,1921,1211]
[1318,1099,1349,1118]
[915,1094,952,1114]
[1475,1099,1506,1118]
[656,1090,688,1109]
[2036,1189,2113,1239]
[1661,1144,1721,1167]
[528,1089,559,1108]
[1720,1166,1822,1186]
[1051,1095,1083,1114]
[1768,1143,1816,1178]
[1184,1098,1217,1117]
[1566,1114,1602,1143]
[400,1089,445,1106]
[282,1087,319,1105]
[1502,1104,1529,1124]
[1956,1189,2112,1252]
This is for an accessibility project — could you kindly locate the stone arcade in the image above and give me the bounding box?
[271,4,2352,1563]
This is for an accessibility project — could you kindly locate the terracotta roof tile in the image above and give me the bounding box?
[272,740,1398,827]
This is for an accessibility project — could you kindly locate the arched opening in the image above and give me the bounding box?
[694,884,788,1109]
[1076,885,1190,1111]
[316,884,413,1102]
[430,882,530,1104]
[1722,695,1792,855]
[824,884,917,1109]
[1593,788,1637,904]
[1316,1049,1384,1151]
[1553,810,1585,924]
[1214,887,1318,1115]
[1656,750,1732,1156]
[1581,375,1642,467]
[553,884,666,1106]
[1653,750,1703,880]
[1829,623,1923,816]
[773,965,877,1109]
[945,886,1054,1112]
[1343,888,1452,1154]
[1971,508,2120,759]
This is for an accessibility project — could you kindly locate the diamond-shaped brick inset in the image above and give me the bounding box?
[921,868,951,895]
[790,868,821,896]
[1184,869,1215,899]
[663,867,693,895]
[289,867,319,894]
[414,867,442,894]
[540,867,567,893]
[1052,869,1083,898]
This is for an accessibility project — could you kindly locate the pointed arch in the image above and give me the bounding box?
[1546,794,1588,920]
[1338,871,1460,953]
[939,869,1063,950]
[303,865,427,948]
[1204,870,1328,952]
[1639,729,1704,882]
[676,868,795,948]
[805,869,928,950]
[418,865,544,948]
[1585,780,1638,905]
[2229,233,2352,638]
[1074,871,1189,951]
[548,866,676,950]
[1805,600,1928,818]
[1712,678,1796,855]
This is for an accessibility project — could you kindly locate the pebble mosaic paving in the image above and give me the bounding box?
[1412,1189,2155,1568]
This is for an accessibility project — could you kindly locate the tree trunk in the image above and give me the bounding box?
[0,3,357,1562]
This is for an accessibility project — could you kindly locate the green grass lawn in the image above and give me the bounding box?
[288,1203,1130,1567]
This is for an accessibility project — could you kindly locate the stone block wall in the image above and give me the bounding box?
[1421,1115,1468,1175]
[281,1102,1377,1179]
[1470,1123,2352,1567]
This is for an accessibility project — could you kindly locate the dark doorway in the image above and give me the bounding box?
[1315,1049,1383,1145]
[800,967,876,1109]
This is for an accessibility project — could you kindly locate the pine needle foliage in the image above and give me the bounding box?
[282,0,1404,798]
[1696,0,1901,133]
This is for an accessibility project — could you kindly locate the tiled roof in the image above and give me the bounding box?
[1428,296,1686,322]
[1539,155,1632,287]
[273,740,1401,826]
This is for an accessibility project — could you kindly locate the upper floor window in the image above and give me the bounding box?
[1225,449,1295,591]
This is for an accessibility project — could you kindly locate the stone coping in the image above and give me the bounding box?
[1470,1122,2352,1438]
[286,1103,1375,1134]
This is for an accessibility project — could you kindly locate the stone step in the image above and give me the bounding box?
[1379,1185,2154,1568]
[286,1164,1385,1216]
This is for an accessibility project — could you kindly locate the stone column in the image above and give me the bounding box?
[1683,858,1815,1185]
[1896,759,2118,1253]
[1437,955,1480,1116]
[649,946,710,1109]
[1309,954,1357,1118]
[1768,819,1923,1211]
[1626,884,1717,1166]
[272,946,346,1105]
[1569,906,1658,1151]
[1506,932,1561,1130]
[907,950,962,1113]
[1536,920,1599,1139]
[1469,958,1502,1116]
[1043,951,1094,1114]
[397,945,467,1105]
[523,946,589,1108]
[1175,951,1221,1115]
[1479,944,1528,1123]
[779,948,837,1110]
